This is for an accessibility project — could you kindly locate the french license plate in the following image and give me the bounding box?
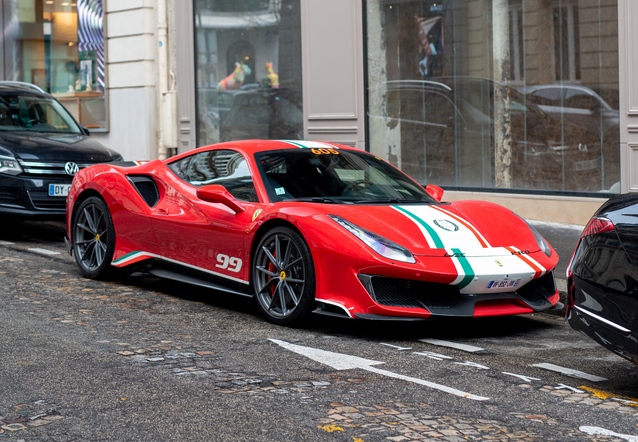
[48,184,72,197]
[486,279,521,290]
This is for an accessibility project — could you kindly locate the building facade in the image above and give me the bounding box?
[1,0,635,224]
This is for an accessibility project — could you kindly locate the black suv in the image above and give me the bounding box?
[0,81,122,219]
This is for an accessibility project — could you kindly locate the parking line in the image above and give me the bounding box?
[532,363,607,382]
[419,339,485,353]
[27,248,61,256]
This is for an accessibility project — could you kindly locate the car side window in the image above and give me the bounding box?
[563,89,600,110]
[168,149,257,202]
[528,87,563,106]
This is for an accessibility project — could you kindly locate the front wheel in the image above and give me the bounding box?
[252,227,316,326]
[72,196,117,279]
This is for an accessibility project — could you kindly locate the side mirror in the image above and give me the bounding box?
[196,184,245,214]
[425,184,444,202]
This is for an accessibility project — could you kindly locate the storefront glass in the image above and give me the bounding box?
[194,0,303,147]
[366,0,620,194]
[0,0,107,130]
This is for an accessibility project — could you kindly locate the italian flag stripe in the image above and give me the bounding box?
[394,205,445,249]
[506,246,546,278]
[431,205,490,248]
[451,248,475,289]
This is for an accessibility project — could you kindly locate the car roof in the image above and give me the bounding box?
[168,140,360,162]
[0,81,48,96]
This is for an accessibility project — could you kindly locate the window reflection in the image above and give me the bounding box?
[194,0,303,146]
[366,0,620,194]
[1,0,107,130]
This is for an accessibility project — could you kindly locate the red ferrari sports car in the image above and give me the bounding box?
[65,139,560,325]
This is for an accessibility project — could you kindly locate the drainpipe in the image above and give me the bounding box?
[158,0,177,159]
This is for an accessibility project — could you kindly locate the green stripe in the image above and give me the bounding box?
[452,247,475,289]
[112,250,142,265]
[394,205,444,249]
[284,140,309,148]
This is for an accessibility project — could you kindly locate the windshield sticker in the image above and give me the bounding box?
[275,187,286,195]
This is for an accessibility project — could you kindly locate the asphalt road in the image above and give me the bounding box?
[5,219,638,442]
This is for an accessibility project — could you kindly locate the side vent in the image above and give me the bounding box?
[128,175,160,207]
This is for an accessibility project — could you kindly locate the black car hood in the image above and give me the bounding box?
[0,131,119,162]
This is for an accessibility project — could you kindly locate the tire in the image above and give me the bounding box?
[72,196,117,279]
[252,226,316,326]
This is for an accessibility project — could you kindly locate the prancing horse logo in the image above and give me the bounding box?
[65,162,79,176]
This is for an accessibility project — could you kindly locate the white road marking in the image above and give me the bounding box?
[454,361,489,370]
[555,384,584,393]
[413,351,453,361]
[27,248,61,255]
[502,372,541,383]
[270,339,490,401]
[532,363,608,382]
[0,240,14,245]
[380,343,412,351]
[419,339,485,353]
[580,426,638,441]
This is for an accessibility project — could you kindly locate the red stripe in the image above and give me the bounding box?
[506,246,545,278]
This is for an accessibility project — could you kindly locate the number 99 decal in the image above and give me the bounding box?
[215,253,243,273]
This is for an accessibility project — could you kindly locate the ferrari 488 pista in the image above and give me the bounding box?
[66,140,560,325]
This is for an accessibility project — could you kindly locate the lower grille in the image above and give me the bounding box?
[369,277,461,308]
[363,271,557,315]
[28,191,67,210]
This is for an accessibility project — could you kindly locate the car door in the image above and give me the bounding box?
[150,149,257,284]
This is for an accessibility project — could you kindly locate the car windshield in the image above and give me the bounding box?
[0,92,82,134]
[255,148,436,204]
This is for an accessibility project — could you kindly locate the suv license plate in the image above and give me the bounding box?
[48,184,72,197]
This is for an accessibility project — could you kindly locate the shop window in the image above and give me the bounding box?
[553,4,581,82]
[0,0,107,131]
[194,0,303,146]
[366,0,619,195]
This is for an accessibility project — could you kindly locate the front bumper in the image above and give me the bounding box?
[0,174,71,219]
[357,271,559,318]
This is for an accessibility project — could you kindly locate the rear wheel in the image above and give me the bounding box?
[72,196,117,279]
[252,226,316,326]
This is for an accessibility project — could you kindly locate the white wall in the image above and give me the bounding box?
[91,0,159,161]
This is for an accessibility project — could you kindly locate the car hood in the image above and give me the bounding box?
[315,200,546,257]
[0,131,120,162]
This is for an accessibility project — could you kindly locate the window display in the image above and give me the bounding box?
[194,0,303,146]
[1,0,106,130]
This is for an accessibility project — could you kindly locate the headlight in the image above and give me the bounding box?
[528,222,552,257]
[0,154,22,176]
[328,214,415,263]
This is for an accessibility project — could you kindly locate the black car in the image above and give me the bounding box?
[0,81,122,219]
[566,193,638,364]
